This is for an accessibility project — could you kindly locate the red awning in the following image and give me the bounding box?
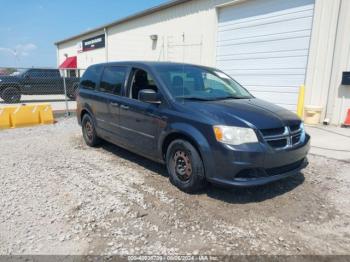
[59,56,77,69]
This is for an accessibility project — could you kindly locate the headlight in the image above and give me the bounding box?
[213,125,258,145]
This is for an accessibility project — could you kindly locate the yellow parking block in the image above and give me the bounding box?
[37,104,55,124]
[0,104,54,129]
[0,107,16,129]
[11,105,40,128]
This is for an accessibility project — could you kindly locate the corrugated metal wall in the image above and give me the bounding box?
[216,0,314,111]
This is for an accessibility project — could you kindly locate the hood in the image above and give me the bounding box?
[184,98,300,129]
[0,75,21,82]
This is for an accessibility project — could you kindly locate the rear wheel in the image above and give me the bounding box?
[1,87,21,103]
[166,139,207,193]
[82,114,100,147]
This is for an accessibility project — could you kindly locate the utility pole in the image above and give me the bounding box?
[13,49,19,68]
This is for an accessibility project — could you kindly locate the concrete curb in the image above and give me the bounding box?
[53,110,76,118]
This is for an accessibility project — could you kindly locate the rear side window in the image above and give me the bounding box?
[27,70,43,78]
[80,65,103,90]
[99,66,127,95]
[43,70,60,78]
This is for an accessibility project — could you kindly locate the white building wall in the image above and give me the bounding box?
[56,0,350,125]
[56,0,230,68]
[304,0,340,122]
[106,0,223,66]
[324,0,350,125]
[305,0,350,125]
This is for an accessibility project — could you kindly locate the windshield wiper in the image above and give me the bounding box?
[177,96,251,101]
[214,95,250,100]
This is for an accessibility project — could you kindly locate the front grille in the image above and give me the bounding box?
[290,124,300,132]
[292,134,301,144]
[236,168,270,179]
[260,127,285,137]
[267,139,287,148]
[235,159,305,179]
[260,124,303,150]
[265,159,304,176]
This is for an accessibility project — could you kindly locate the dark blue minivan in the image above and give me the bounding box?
[77,61,310,193]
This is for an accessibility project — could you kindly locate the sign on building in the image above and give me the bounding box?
[82,34,105,52]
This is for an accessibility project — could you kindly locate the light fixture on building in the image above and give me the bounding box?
[150,34,158,41]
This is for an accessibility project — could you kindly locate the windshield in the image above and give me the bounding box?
[16,69,28,76]
[154,65,253,101]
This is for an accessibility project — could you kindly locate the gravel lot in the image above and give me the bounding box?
[0,117,349,255]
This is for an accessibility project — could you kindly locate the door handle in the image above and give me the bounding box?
[110,102,119,107]
[120,105,129,110]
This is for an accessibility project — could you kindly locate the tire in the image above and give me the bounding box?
[166,139,207,193]
[1,87,21,103]
[82,114,101,147]
[67,94,75,100]
[67,83,78,100]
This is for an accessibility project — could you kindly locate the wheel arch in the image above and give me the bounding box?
[0,83,21,92]
[80,109,90,121]
[159,123,215,179]
[160,124,211,160]
[162,132,203,161]
[79,105,95,126]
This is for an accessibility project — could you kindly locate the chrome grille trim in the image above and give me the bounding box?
[260,124,303,150]
[262,126,289,140]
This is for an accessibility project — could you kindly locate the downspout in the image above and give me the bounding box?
[104,27,109,62]
[324,0,342,122]
[56,44,60,68]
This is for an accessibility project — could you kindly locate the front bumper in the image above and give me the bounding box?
[209,157,308,187]
[206,134,310,187]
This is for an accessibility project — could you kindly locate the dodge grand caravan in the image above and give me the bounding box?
[77,62,310,193]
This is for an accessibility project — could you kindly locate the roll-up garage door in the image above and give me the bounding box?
[216,0,315,111]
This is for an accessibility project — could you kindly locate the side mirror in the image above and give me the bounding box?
[24,74,30,79]
[138,89,161,104]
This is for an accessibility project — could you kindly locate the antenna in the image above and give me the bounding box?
[182,32,185,104]
[13,49,19,68]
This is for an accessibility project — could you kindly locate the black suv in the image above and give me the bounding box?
[0,68,80,103]
[77,62,310,193]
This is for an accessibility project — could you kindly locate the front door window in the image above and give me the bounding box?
[129,69,158,100]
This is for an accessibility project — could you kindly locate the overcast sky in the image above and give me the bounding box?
[0,0,168,68]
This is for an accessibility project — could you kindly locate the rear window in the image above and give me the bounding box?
[80,65,103,90]
[99,66,127,95]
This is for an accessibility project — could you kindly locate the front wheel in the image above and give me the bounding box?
[1,87,21,103]
[166,139,207,193]
[82,114,101,147]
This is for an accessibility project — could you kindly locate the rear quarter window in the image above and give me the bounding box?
[99,66,127,95]
[80,65,103,90]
